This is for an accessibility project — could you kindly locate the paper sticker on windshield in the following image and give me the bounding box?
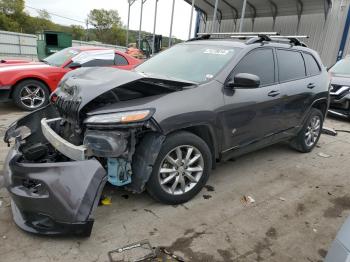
[204,49,232,55]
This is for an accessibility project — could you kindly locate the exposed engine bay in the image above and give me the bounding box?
[2,67,195,236]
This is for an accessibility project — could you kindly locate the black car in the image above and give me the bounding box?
[2,35,330,236]
[328,57,350,118]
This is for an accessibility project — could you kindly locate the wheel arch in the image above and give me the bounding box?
[311,98,329,119]
[169,125,218,169]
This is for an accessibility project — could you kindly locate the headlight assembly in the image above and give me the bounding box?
[84,110,153,124]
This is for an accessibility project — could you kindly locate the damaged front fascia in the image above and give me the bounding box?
[127,132,165,193]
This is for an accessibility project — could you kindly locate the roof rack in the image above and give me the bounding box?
[245,34,309,46]
[196,32,279,36]
[188,32,309,47]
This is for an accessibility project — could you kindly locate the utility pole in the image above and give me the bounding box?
[169,0,175,46]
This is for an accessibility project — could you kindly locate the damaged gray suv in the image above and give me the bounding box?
[3,35,330,236]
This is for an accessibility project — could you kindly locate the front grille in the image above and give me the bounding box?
[55,95,81,123]
[330,84,343,93]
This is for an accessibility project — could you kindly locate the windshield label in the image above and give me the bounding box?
[204,49,232,55]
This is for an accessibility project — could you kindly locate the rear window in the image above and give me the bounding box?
[114,54,129,66]
[277,50,306,82]
[304,53,321,76]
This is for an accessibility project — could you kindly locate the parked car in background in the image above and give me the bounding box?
[0,46,141,111]
[325,216,350,262]
[328,57,350,119]
[3,35,329,236]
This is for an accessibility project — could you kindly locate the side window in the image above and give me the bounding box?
[277,50,306,82]
[114,54,129,66]
[303,53,321,76]
[232,49,275,86]
[81,59,114,67]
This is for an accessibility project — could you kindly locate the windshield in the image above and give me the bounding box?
[43,47,80,67]
[329,59,350,75]
[135,44,240,83]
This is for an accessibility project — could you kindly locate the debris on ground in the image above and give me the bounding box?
[322,127,337,136]
[108,240,185,262]
[204,185,215,192]
[334,129,350,134]
[313,228,318,233]
[2,235,6,239]
[279,197,286,201]
[241,195,255,204]
[108,239,156,262]
[318,152,331,158]
[0,200,2,208]
[100,196,112,206]
[203,195,212,200]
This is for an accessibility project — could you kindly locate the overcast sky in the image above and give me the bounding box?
[25,0,197,40]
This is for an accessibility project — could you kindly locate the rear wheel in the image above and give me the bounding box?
[146,131,212,205]
[12,79,49,111]
[290,108,323,153]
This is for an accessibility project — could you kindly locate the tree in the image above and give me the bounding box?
[87,9,124,44]
[70,25,85,40]
[0,0,24,15]
[37,9,51,20]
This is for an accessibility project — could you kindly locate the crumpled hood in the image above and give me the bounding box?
[54,67,195,113]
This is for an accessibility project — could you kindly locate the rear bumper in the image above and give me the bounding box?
[3,146,107,236]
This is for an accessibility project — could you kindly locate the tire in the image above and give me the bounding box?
[146,131,212,205]
[12,79,50,111]
[290,108,324,153]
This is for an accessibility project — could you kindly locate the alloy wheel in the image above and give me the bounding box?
[158,145,204,195]
[304,115,321,147]
[19,85,45,109]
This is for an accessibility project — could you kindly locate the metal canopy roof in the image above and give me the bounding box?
[185,0,332,20]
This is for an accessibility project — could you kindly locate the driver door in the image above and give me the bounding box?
[221,48,285,150]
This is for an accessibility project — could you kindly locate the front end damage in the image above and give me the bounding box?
[2,68,192,236]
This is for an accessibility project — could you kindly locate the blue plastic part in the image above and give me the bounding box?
[107,158,132,186]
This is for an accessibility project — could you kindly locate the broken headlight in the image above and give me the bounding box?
[84,110,153,124]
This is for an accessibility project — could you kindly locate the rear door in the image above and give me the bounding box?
[222,47,285,149]
[276,49,315,130]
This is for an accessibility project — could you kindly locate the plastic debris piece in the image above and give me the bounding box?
[313,228,318,233]
[108,239,156,262]
[279,197,286,201]
[322,127,337,136]
[101,196,112,206]
[2,235,7,239]
[242,195,255,204]
[318,152,331,158]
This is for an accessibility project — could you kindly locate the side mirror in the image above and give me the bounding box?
[226,73,260,89]
[68,62,81,69]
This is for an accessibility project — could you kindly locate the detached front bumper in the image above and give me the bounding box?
[3,106,107,236]
[3,147,106,236]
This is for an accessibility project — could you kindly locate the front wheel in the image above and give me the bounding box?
[12,79,50,111]
[146,131,212,205]
[290,108,323,153]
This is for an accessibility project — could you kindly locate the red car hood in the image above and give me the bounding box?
[0,62,53,72]
[0,59,31,64]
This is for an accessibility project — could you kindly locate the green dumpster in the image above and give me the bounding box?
[37,31,72,60]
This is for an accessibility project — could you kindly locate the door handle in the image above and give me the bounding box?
[307,83,316,89]
[268,90,280,97]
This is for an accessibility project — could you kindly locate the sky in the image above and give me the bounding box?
[25,0,197,40]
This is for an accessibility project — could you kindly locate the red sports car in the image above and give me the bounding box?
[0,46,141,110]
